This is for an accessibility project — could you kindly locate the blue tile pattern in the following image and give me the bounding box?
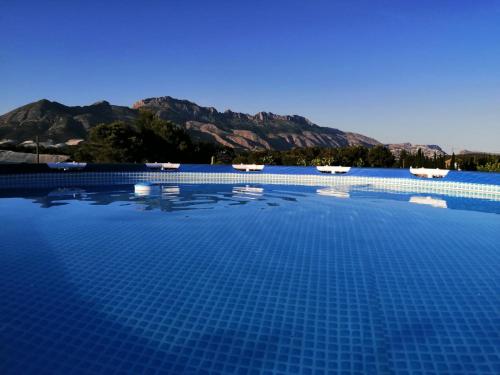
[0,184,499,375]
[0,165,499,201]
[1,163,499,186]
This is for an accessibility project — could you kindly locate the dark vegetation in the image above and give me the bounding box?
[0,143,74,155]
[1,110,499,171]
[232,146,396,167]
[454,153,500,173]
[72,110,234,164]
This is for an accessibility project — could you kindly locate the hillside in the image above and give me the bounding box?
[0,100,136,143]
[386,143,446,158]
[132,96,380,150]
[0,150,69,164]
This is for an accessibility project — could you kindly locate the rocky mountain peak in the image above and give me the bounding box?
[91,100,111,106]
[255,111,271,121]
[386,143,447,158]
[133,96,380,150]
[1,95,383,151]
[133,96,197,109]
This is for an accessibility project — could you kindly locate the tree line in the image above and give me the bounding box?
[233,146,397,167]
[452,153,500,172]
[72,111,233,164]
[234,147,499,171]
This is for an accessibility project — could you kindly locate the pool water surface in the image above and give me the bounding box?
[0,184,499,374]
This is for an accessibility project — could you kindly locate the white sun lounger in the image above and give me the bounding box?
[232,164,265,172]
[47,162,87,171]
[316,166,351,174]
[409,167,449,178]
[145,163,180,171]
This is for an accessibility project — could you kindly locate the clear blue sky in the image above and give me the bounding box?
[1,0,499,153]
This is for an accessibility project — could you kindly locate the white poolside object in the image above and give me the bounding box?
[145,162,180,171]
[409,196,448,209]
[316,166,351,174]
[409,167,449,179]
[47,162,87,171]
[316,187,350,198]
[232,164,265,172]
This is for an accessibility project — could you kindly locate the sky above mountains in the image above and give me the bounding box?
[1,0,499,153]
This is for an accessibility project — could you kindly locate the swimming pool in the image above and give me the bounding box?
[1,183,499,374]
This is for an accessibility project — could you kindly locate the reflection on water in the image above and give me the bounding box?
[409,196,448,209]
[232,186,264,200]
[162,186,180,197]
[316,187,350,199]
[14,184,276,212]
[0,183,498,214]
[47,188,87,198]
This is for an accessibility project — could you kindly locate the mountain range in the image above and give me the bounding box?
[0,96,445,155]
[387,143,446,158]
[0,99,136,144]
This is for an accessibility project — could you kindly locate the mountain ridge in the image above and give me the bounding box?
[0,99,136,143]
[0,96,445,155]
[0,96,380,150]
[132,96,380,150]
[386,143,446,158]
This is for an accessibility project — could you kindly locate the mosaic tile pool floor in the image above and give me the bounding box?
[0,184,499,375]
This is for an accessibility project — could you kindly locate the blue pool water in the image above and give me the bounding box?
[0,184,499,375]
